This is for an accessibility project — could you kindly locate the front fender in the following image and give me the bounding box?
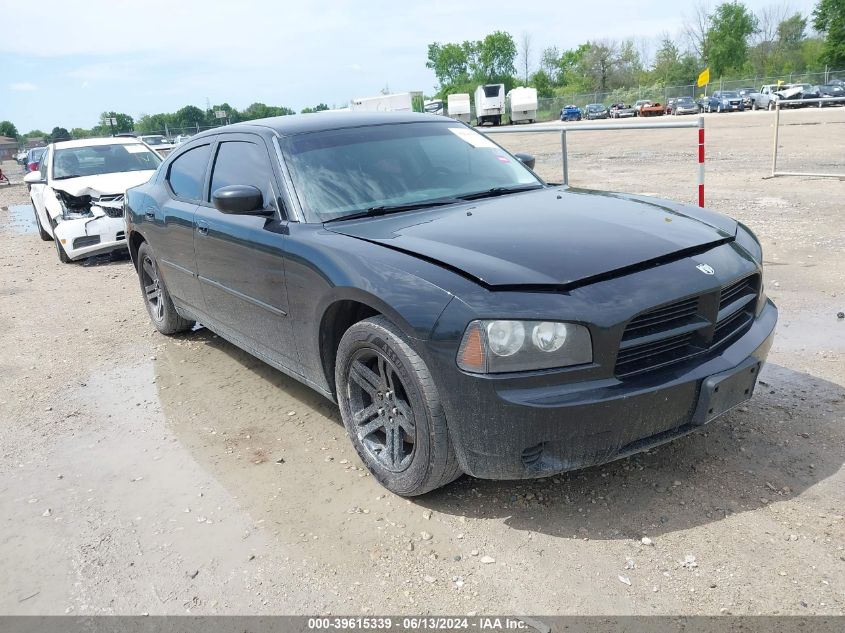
[283,224,465,391]
[43,189,63,224]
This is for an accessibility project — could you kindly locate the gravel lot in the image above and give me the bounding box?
[1,107,843,616]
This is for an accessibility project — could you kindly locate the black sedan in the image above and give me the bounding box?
[125,112,777,495]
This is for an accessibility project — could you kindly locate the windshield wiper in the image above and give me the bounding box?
[323,199,462,223]
[53,174,85,180]
[457,184,544,201]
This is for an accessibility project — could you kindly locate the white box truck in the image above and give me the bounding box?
[447,93,471,123]
[507,87,538,124]
[474,84,505,126]
[350,92,424,113]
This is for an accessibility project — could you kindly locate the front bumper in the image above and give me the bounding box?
[53,214,128,261]
[435,299,777,480]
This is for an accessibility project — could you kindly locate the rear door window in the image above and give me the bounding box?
[167,144,211,201]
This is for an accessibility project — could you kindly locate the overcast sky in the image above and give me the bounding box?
[2,0,818,132]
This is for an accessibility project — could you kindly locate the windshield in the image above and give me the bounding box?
[52,143,162,179]
[677,97,694,104]
[587,104,603,110]
[141,136,167,146]
[722,91,740,98]
[283,122,542,222]
[29,148,46,161]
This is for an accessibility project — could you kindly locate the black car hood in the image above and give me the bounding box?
[327,188,737,288]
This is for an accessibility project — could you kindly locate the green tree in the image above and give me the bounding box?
[24,129,46,139]
[473,31,517,82]
[174,105,207,128]
[94,111,134,135]
[208,103,240,124]
[240,103,295,120]
[135,113,175,134]
[652,37,701,86]
[529,69,554,97]
[426,42,472,87]
[0,121,19,138]
[706,2,759,76]
[70,127,93,139]
[813,0,845,68]
[300,103,329,114]
[47,127,71,142]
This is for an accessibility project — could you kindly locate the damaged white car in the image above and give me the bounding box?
[24,137,161,262]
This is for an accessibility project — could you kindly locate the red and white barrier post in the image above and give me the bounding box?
[697,117,705,207]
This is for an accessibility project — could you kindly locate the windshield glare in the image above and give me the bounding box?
[53,144,162,179]
[283,122,542,222]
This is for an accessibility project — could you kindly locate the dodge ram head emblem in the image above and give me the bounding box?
[696,263,715,275]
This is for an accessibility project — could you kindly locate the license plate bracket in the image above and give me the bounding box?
[693,361,761,425]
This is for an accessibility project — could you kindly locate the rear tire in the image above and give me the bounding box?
[335,316,462,496]
[137,241,194,335]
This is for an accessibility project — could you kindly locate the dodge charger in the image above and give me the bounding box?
[125,112,777,496]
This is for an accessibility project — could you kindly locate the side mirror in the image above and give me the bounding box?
[514,153,536,170]
[24,171,45,185]
[212,185,267,215]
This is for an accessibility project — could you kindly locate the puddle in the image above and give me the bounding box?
[6,204,36,235]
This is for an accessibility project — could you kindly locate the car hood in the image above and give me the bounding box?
[51,171,157,198]
[327,188,737,289]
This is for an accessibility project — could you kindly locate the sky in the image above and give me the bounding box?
[1,0,819,133]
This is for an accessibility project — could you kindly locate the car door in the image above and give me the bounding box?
[151,140,213,314]
[193,133,297,366]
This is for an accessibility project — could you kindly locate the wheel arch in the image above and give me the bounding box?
[316,288,434,399]
[128,229,146,270]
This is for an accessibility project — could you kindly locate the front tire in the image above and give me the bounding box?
[137,241,194,335]
[53,232,71,263]
[32,201,51,241]
[335,316,462,496]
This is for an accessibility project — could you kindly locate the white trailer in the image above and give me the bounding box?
[447,93,471,123]
[350,92,421,113]
[474,84,505,126]
[507,87,538,124]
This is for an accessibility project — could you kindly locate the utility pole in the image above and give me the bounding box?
[104,116,117,136]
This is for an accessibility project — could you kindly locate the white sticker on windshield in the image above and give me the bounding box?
[448,127,496,148]
[125,144,148,153]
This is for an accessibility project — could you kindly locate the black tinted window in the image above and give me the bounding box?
[168,144,211,200]
[210,140,274,206]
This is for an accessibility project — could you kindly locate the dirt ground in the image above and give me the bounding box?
[1,108,843,616]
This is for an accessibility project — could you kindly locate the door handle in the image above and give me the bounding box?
[144,209,155,221]
[196,220,209,236]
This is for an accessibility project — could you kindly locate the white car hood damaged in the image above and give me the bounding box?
[53,171,157,198]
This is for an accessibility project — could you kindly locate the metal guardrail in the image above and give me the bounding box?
[767,99,845,180]
[482,118,707,206]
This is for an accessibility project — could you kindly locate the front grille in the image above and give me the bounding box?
[103,207,124,218]
[73,235,101,249]
[713,275,759,346]
[616,274,760,377]
[622,296,699,338]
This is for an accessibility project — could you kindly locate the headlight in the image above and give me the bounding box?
[457,320,592,373]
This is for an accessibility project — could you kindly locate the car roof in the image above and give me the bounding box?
[200,111,446,138]
[52,136,149,149]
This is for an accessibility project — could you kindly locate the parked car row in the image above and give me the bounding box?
[557,79,845,122]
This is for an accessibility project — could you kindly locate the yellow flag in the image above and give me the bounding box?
[697,68,710,88]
